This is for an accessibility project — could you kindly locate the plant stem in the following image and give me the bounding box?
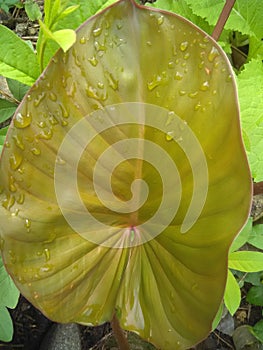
[212,0,236,41]
[0,89,20,105]
[111,313,130,350]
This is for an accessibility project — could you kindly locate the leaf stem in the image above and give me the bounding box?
[212,0,236,41]
[111,313,130,350]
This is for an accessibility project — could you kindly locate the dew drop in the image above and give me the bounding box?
[199,42,207,49]
[147,72,167,91]
[59,103,69,118]
[168,61,175,69]
[33,291,39,299]
[44,248,50,262]
[88,56,98,67]
[94,40,106,52]
[31,147,41,156]
[2,194,15,210]
[179,90,186,96]
[174,71,183,80]
[24,218,31,230]
[146,41,152,46]
[97,82,104,89]
[194,102,201,111]
[56,156,66,165]
[86,85,100,100]
[188,91,198,98]
[165,111,175,126]
[180,41,188,51]
[157,15,164,25]
[14,112,32,129]
[80,36,86,44]
[105,71,119,91]
[92,27,102,38]
[27,94,32,101]
[183,52,190,60]
[166,131,174,141]
[40,264,53,273]
[9,153,22,170]
[8,175,17,192]
[37,121,47,128]
[34,92,46,107]
[36,129,53,140]
[200,81,210,91]
[208,46,219,62]
[17,193,25,205]
[67,82,77,98]
[49,92,57,101]
[49,115,58,125]
[8,250,16,264]
[226,74,232,82]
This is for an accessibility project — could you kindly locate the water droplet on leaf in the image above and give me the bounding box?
[14,112,32,129]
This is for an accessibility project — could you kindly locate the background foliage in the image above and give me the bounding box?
[0,0,262,345]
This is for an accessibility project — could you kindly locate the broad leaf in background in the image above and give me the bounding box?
[229,217,252,253]
[183,0,263,40]
[6,78,30,102]
[0,25,40,86]
[0,0,251,349]
[237,59,263,182]
[0,256,20,342]
[248,224,263,250]
[228,251,263,272]
[246,285,263,306]
[0,99,17,124]
[224,270,241,316]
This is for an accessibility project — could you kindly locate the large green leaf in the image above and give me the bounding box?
[0,1,251,349]
[0,25,40,86]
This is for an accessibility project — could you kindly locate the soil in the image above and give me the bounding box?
[0,2,263,350]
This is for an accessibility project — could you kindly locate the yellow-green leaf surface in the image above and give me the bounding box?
[0,1,251,349]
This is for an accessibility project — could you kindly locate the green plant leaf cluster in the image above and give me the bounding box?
[0,256,20,342]
[222,219,263,316]
[24,0,42,21]
[0,24,40,86]
[237,59,263,182]
[0,1,251,349]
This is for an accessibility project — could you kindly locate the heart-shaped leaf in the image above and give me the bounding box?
[0,0,251,349]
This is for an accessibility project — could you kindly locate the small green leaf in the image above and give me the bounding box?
[52,29,77,52]
[252,319,263,343]
[246,285,263,306]
[244,271,263,286]
[237,59,263,181]
[228,251,263,272]
[212,303,224,330]
[224,270,241,315]
[230,217,252,253]
[6,78,30,102]
[0,306,14,342]
[0,99,17,123]
[248,224,263,250]
[44,0,61,28]
[0,25,40,85]
[25,0,42,21]
[56,5,80,22]
[39,21,76,52]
